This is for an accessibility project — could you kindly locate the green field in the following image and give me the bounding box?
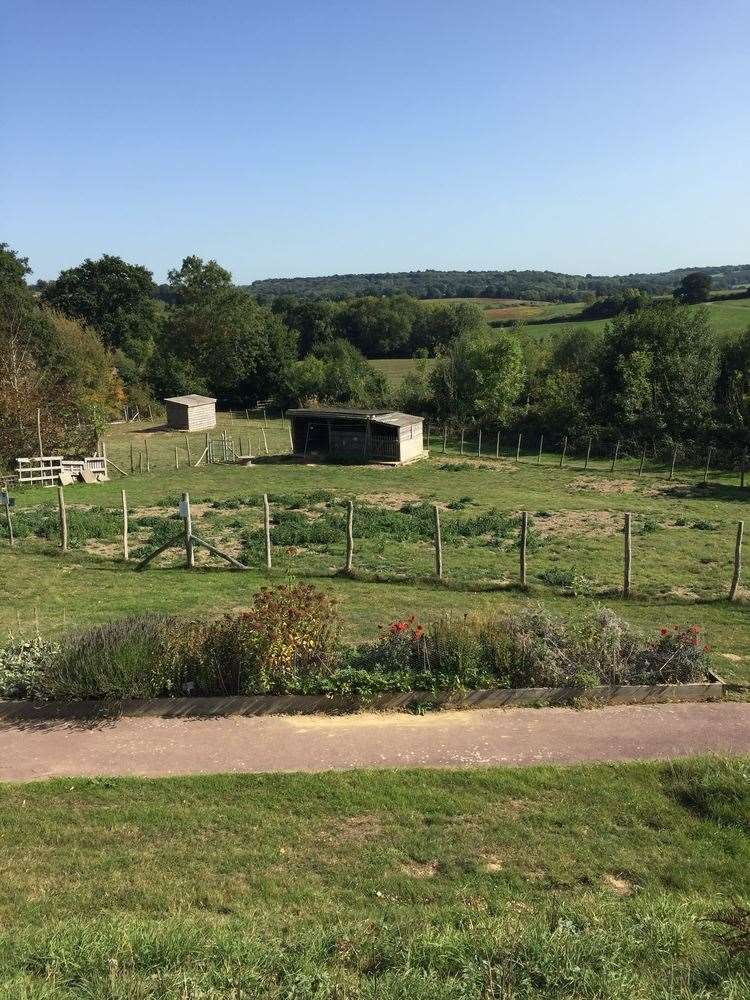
[0,757,747,997]
[372,297,750,386]
[2,412,748,682]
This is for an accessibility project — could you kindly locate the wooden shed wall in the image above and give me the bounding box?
[165,401,216,431]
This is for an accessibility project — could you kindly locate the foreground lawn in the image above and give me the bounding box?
[0,758,747,998]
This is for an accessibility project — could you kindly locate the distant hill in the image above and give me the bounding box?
[247,264,750,302]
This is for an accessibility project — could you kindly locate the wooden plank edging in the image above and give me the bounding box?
[0,682,728,722]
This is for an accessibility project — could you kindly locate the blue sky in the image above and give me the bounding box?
[3,0,749,282]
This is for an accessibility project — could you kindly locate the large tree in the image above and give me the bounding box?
[674,271,712,304]
[429,326,525,425]
[152,256,297,406]
[592,302,719,440]
[0,245,122,468]
[41,254,161,358]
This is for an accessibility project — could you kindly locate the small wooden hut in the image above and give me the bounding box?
[164,395,217,431]
[287,407,425,464]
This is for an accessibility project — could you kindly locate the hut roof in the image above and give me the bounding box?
[164,394,216,407]
[286,407,421,427]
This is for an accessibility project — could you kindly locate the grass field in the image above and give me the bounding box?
[2,413,748,682]
[0,757,747,997]
[372,297,750,386]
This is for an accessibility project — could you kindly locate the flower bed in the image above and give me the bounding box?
[0,584,720,711]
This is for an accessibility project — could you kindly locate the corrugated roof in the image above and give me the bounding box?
[287,407,422,426]
[164,394,217,407]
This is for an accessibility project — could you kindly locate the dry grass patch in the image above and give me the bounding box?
[533,510,621,538]
[568,476,636,495]
[401,860,439,878]
[603,874,635,896]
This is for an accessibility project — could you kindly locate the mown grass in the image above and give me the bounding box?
[0,757,747,997]
[2,418,748,681]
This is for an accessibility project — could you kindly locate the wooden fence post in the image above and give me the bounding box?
[122,489,129,561]
[261,428,269,455]
[139,451,143,474]
[129,441,134,473]
[516,432,522,463]
[263,493,272,569]
[144,438,150,472]
[433,504,443,579]
[174,447,179,470]
[184,434,192,465]
[559,435,567,468]
[496,430,501,460]
[584,436,592,471]
[638,444,646,476]
[669,444,678,480]
[477,429,482,457]
[3,492,14,547]
[520,510,528,588]
[36,407,43,457]
[57,486,68,553]
[537,434,543,465]
[288,426,294,452]
[345,500,354,573]
[703,446,713,485]
[182,492,194,569]
[623,513,632,598]
[442,426,447,453]
[460,428,465,455]
[610,439,620,473]
[729,520,744,601]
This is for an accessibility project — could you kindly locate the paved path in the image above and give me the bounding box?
[0,702,748,782]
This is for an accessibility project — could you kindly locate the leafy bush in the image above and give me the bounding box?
[632,624,712,684]
[194,584,342,695]
[45,614,186,700]
[0,633,59,699]
[538,566,597,596]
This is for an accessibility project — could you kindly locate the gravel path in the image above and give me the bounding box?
[0,702,748,782]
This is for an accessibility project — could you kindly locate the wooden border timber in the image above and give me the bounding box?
[0,681,729,723]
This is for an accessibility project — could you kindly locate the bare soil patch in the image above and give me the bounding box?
[534,510,621,538]
[568,476,635,495]
[603,874,634,896]
[401,860,439,878]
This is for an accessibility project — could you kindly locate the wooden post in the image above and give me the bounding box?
[148,404,153,421]
[729,520,744,602]
[638,444,646,476]
[610,439,620,472]
[183,492,194,569]
[496,430,501,460]
[101,439,108,478]
[623,513,632,598]
[426,421,431,451]
[477,429,482,457]
[516,432,522,463]
[520,510,528,588]
[245,408,250,421]
[584,436,592,471]
[537,434,543,465]
[36,407,43,457]
[442,427,447,453]
[460,428,464,455]
[57,486,68,553]
[559,435,567,468]
[139,451,143,474]
[129,441,134,473]
[122,489,129,561]
[205,432,210,465]
[433,504,443,579]
[261,427,269,455]
[263,493,272,570]
[345,500,354,573]
[263,407,268,428]
[184,434,192,465]
[669,444,678,480]
[741,449,747,489]
[3,492,14,547]
[144,438,150,472]
[703,446,713,484]
[174,447,179,470]
[288,426,294,451]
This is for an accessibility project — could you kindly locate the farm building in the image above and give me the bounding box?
[164,394,217,432]
[287,408,425,464]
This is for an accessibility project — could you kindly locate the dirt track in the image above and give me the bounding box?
[0,702,748,782]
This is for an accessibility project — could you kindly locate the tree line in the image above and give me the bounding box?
[1,243,749,472]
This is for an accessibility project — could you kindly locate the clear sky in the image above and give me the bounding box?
[3,0,749,282]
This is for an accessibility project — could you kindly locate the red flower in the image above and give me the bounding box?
[660,628,669,636]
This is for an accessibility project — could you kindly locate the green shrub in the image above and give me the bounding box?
[538,566,597,596]
[692,519,719,531]
[194,584,343,695]
[45,615,185,700]
[0,633,59,699]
